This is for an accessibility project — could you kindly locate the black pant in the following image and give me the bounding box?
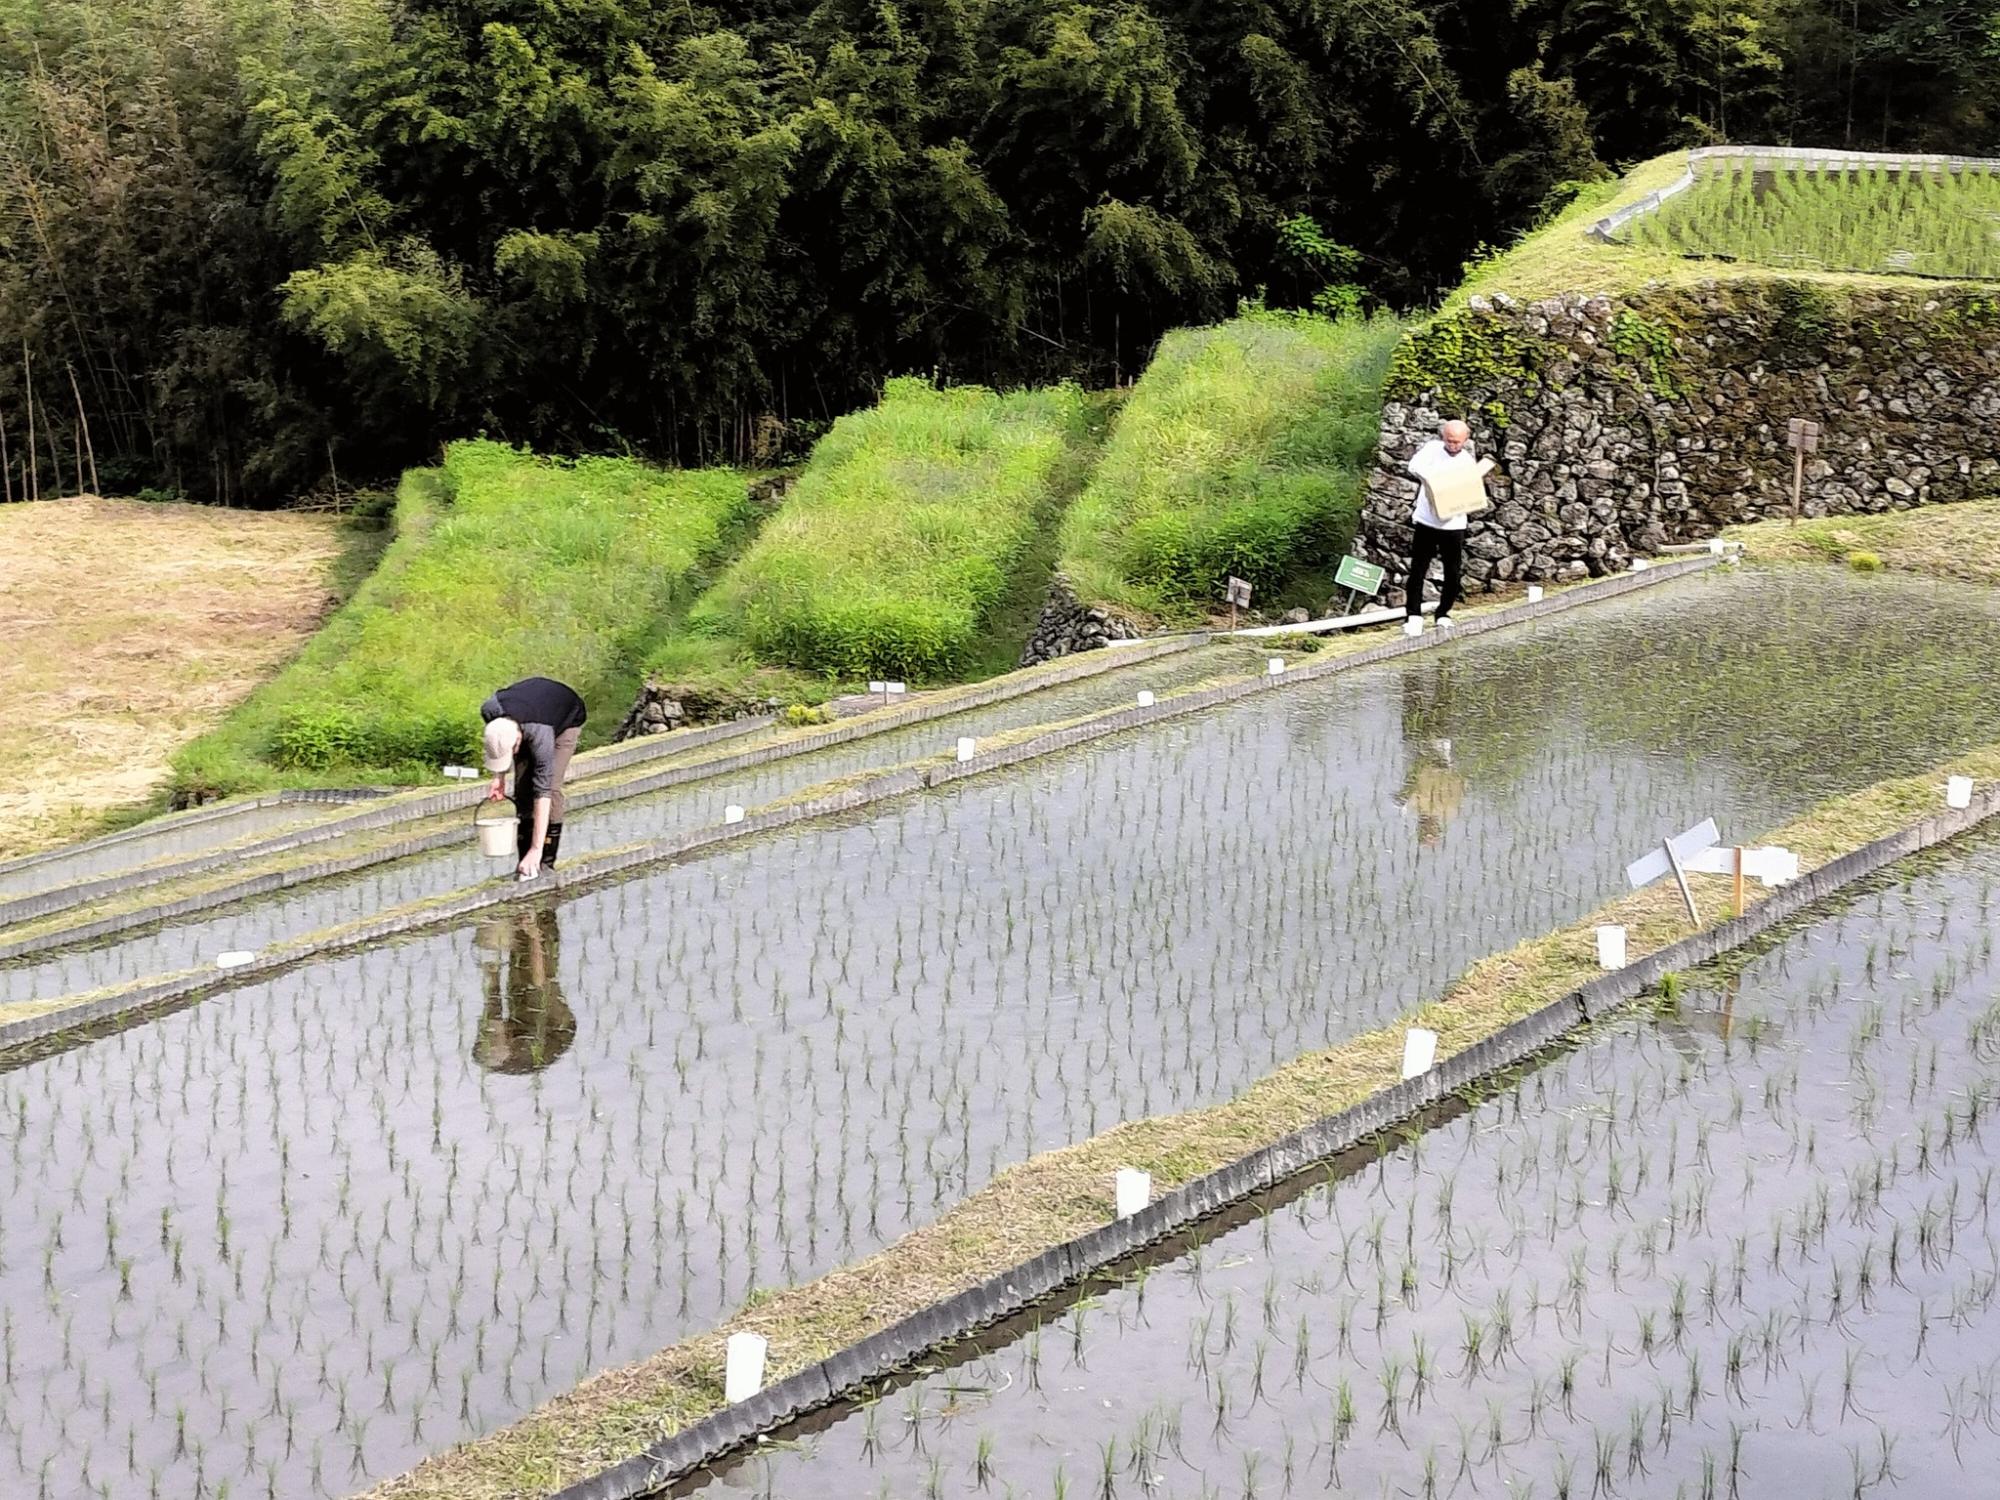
[1406,523,1464,619]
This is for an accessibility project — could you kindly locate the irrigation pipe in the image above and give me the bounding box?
[552,750,2000,1500]
[0,636,1201,937]
[0,557,1713,1059]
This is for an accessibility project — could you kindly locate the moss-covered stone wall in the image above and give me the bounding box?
[1359,283,2000,600]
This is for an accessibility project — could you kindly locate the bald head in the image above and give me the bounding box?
[1440,420,1471,454]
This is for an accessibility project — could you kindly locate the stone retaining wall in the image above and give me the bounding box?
[1357,283,2000,603]
[1019,572,1146,666]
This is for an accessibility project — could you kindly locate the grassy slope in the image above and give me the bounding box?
[0,496,360,853]
[676,378,1097,685]
[1455,151,2000,307]
[173,442,755,796]
[1056,311,1405,625]
[1730,498,2000,585]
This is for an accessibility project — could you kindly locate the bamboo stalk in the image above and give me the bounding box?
[41,395,61,497]
[68,363,97,496]
[22,343,37,502]
[0,406,11,504]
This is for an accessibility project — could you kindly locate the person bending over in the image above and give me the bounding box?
[482,676,586,879]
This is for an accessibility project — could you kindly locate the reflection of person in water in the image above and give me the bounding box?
[1395,664,1468,847]
[473,906,577,1074]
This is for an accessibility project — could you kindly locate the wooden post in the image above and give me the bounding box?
[0,406,11,504]
[1733,846,1746,918]
[1790,447,1804,525]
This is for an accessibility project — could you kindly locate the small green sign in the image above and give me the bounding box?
[1335,555,1385,596]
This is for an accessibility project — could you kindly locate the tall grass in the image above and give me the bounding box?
[688,378,1092,681]
[1056,310,1404,622]
[173,441,753,795]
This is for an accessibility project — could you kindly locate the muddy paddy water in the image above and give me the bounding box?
[693,829,2000,1500]
[0,645,1248,1008]
[4,568,2000,1497]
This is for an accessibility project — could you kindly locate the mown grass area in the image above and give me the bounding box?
[1729,497,2000,586]
[678,378,1098,684]
[0,497,362,854]
[1453,152,2000,307]
[172,442,757,798]
[1054,311,1404,625]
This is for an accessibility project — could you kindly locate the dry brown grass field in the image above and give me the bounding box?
[1,497,350,853]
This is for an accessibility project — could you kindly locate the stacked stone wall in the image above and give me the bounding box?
[1357,283,2000,601]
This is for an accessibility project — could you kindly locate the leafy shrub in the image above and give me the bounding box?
[782,704,833,727]
[691,379,1089,681]
[1847,549,1885,572]
[1057,311,1403,620]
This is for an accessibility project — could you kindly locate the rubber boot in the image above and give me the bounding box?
[540,823,564,871]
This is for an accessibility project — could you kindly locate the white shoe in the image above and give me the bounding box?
[1435,615,1454,630]
[1402,617,1423,637]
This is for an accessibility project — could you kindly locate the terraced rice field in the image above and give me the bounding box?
[698,827,2000,1499]
[4,567,2000,1497]
[1621,158,2000,280]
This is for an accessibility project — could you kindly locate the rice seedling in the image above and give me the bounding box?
[677,829,2000,1499]
[1619,157,2000,281]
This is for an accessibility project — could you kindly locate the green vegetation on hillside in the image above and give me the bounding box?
[1057,312,1404,623]
[11,0,1997,502]
[173,441,753,796]
[682,379,1095,683]
[1624,159,2000,280]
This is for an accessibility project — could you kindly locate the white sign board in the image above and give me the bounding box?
[1115,1168,1152,1219]
[1400,1028,1439,1080]
[1625,819,1720,889]
[724,1332,767,1403]
[1682,845,1800,887]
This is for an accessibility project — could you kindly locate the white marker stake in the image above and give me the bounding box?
[886,682,907,699]
[1596,925,1627,971]
[442,765,482,780]
[1137,690,1155,708]
[1948,775,1975,810]
[1708,538,1726,555]
[1401,1028,1439,1080]
[1526,585,1544,603]
[217,951,257,970]
[1267,657,1285,677]
[956,737,976,763]
[724,805,745,825]
[867,680,887,695]
[1630,558,1650,572]
[724,1332,767,1404]
[1115,1168,1152,1219]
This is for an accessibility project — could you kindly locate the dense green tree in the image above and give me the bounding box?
[0,0,1994,500]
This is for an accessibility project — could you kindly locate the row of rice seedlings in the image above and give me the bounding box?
[7,569,2000,1493]
[1630,160,2000,279]
[0,645,1247,1009]
[686,837,2000,1497]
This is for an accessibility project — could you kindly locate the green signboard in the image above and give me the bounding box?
[1335,555,1385,597]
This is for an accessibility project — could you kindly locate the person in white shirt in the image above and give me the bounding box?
[1404,419,1475,629]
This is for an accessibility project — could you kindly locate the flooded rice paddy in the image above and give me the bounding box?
[691,828,2000,1499]
[0,646,1247,1008]
[4,568,1999,1497]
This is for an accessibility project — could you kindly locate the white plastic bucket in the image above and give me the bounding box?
[475,809,519,859]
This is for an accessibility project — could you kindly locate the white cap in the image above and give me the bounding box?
[483,718,520,773]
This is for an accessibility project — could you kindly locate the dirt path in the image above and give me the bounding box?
[1,497,348,852]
